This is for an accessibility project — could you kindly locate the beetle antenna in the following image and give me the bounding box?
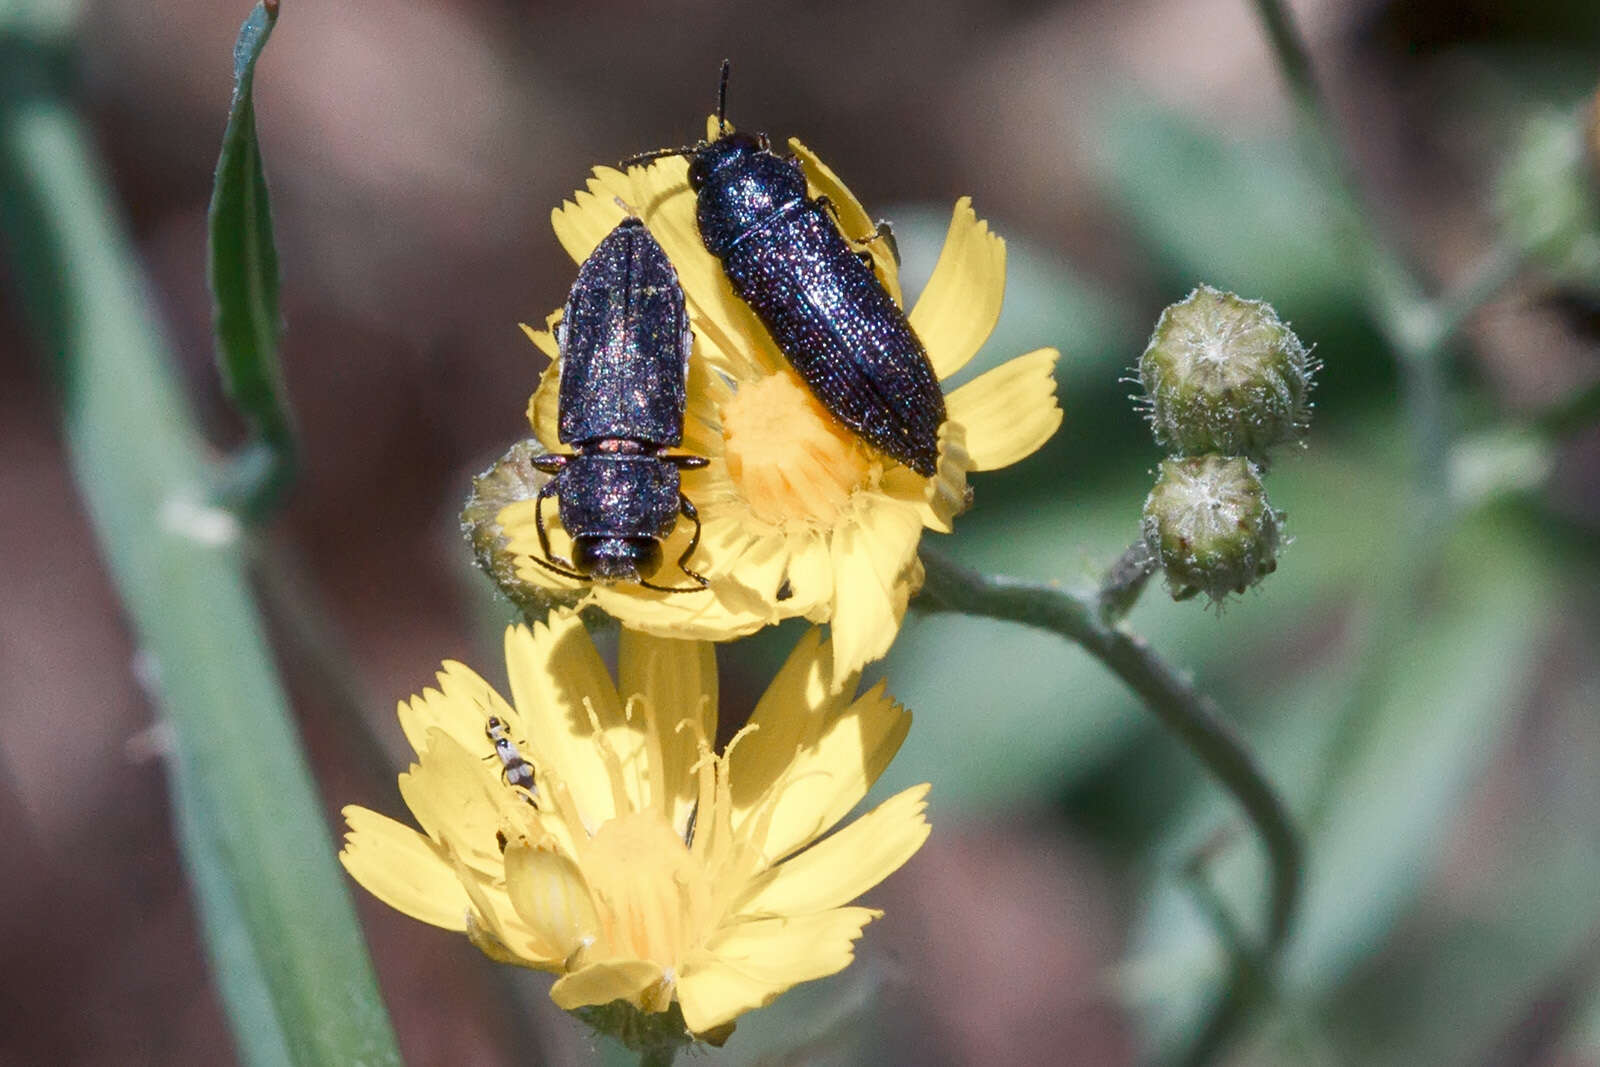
[716,59,731,136]
[526,552,590,584]
[618,144,697,169]
[639,577,709,594]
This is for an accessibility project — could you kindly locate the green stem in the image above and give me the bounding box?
[1179,861,1268,1067]
[1246,0,1527,828]
[917,549,1303,951]
[0,30,399,1067]
[1097,539,1159,625]
[639,1048,678,1067]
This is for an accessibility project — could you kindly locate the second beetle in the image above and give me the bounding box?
[633,64,949,477]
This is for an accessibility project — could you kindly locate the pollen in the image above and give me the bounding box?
[718,369,876,526]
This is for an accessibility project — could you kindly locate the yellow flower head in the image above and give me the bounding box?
[339,613,930,1040]
[498,134,1063,676]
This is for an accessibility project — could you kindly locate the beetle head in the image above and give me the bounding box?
[572,535,663,583]
[687,131,767,191]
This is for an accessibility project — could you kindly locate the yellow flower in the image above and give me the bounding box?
[498,137,1062,675]
[339,613,930,1040]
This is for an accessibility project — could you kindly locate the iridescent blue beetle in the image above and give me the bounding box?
[529,218,709,591]
[625,63,947,476]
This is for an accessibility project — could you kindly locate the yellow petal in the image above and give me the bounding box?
[524,353,562,449]
[395,659,519,767]
[503,841,599,960]
[728,628,850,814]
[617,629,717,831]
[448,852,556,969]
[550,959,666,1013]
[578,521,785,641]
[503,618,625,826]
[339,806,470,931]
[588,582,775,643]
[780,530,835,618]
[790,138,902,307]
[717,525,792,604]
[550,181,630,267]
[676,907,879,1033]
[681,357,732,453]
[398,730,519,878]
[756,680,914,862]
[881,420,972,533]
[907,197,1007,381]
[825,502,924,677]
[735,784,930,916]
[945,347,1063,471]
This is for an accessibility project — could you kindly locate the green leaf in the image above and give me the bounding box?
[0,12,401,1066]
[209,1,294,517]
[1094,101,1359,317]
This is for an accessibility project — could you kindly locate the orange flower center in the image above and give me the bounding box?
[718,369,875,526]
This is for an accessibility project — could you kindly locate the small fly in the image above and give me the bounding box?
[485,715,537,798]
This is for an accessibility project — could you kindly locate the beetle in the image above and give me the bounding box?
[485,715,537,798]
[625,63,947,477]
[528,217,709,592]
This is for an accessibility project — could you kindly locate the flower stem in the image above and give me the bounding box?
[1179,859,1269,1067]
[639,1048,678,1067]
[1097,539,1159,625]
[1245,0,1527,823]
[916,549,1303,951]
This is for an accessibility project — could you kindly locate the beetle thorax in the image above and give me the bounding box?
[692,141,808,254]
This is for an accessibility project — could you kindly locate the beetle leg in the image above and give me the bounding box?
[667,453,710,470]
[869,219,901,265]
[530,480,587,581]
[530,454,569,474]
[673,495,709,587]
[637,495,710,593]
[814,197,900,263]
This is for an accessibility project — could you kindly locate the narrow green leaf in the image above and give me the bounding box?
[209,0,294,517]
[0,11,401,1065]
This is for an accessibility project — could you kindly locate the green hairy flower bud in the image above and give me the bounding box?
[1138,285,1315,459]
[1142,454,1282,605]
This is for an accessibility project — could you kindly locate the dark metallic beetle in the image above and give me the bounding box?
[529,217,709,591]
[626,64,947,477]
